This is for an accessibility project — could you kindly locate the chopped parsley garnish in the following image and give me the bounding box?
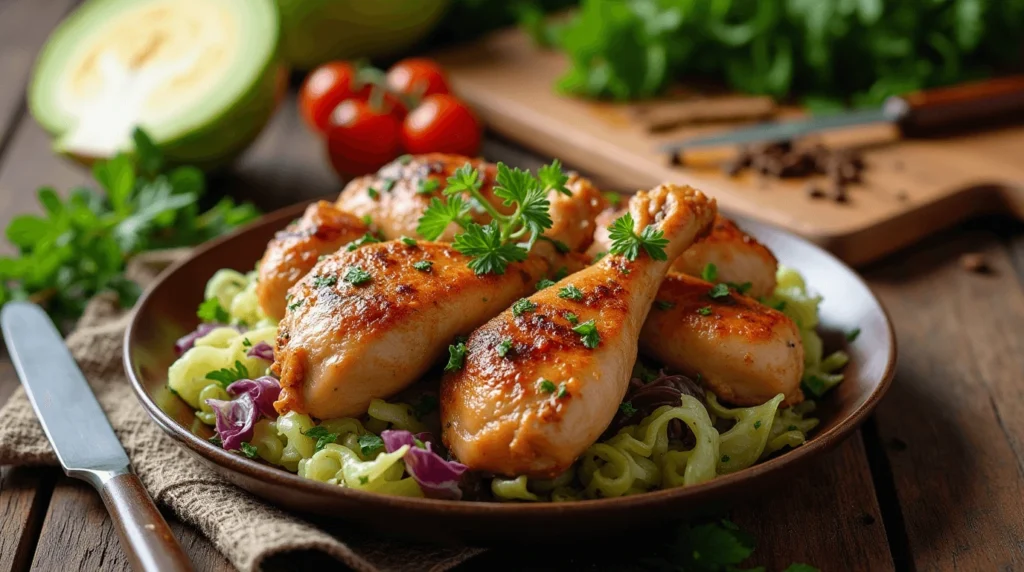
[538,159,572,196]
[772,300,788,311]
[496,338,513,357]
[697,306,712,316]
[721,454,731,463]
[303,426,339,453]
[197,298,229,323]
[343,266,371,285]
[240,442,259,458]
[346,232,381,251]
[846,327,861,342]
[417,178,440,195]
[312,275,338,288]
[708,283,730,299]
[536,278,556,290]
[242,337,253,348]
[727,281,753,295]
[412,394,439,419]
[603,191,622,207]
[204,360,249,388]
[397,155,412,166]
[552,266,569,281]
[381,178,397,192]
[417,161,569,275]
[287,298,303,312]
[540,236,570,254]
[754,420,762,429]
[788,425,798,431]
[557,284,583,301]
[367,187,379,199]
[572,319,600,348]
[654,300,675,310]
[359,475,369,485]
[357,433,385,456]
[607,212,669,261]
[701,263,718,282]
[208,435,222,447]
[400,236,417,246]
[538,379,556,393]
[445,342,468,371]
[592,251,607,262]
[619,401,637,417]
[556,382,569,398]
[413,260,433,272]
[512,298,537,317]
[361,214,373,226]
[563,311,579,325]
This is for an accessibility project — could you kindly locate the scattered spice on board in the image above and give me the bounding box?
[721,140,866,204]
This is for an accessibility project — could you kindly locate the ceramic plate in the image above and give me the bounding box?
[124,201,896,544]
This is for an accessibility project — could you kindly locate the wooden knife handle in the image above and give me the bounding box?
[98,473,194,572]
[890,75,1024,134]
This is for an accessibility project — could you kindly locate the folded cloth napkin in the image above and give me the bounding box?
[0,249,482,572]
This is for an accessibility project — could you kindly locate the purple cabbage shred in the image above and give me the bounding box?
[227,376,281,419]
[246,341,274,362]
[382,429,468,500]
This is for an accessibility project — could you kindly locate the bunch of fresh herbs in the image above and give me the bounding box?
[0,129,259,327]
[522,0,1024,106]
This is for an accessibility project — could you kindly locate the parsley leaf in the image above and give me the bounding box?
[197,298,229,323]
[240,442,259,458]
[557,284,583,301]
[846,327,861,342]
[727,281,753,295]
[654,300,675,310]
[287,298,303,312]
[607,212,668,261]
[443,163,482,196]
[381,179,396,192]
[445,342,468,371]
[512,298,537,317]
[208,435,223,447]
[242,337,252,348]
[416,195,471,240]
[701,263,718,282]
[619,401,637,417]
[538,159,571,196]
[302,426,339,453]
[400,236,417,246]
[357,434,385,456]
[556,382,569,398]
[417,178,440,195]
[346,232,381,251]
[538,379,556,393]
[343,266,371,285]
[496,338,513,357]
[563,311,579,325]
[697,305,713,316]
[205,360,249,388]
[572,319,600,348]
[413,260,433,272]
[454,221,528,275]
[367,187,379,199]
[312,275,338,288]
[708,284,730,299]
[536,278,556,290]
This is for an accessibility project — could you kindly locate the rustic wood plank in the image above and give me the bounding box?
[866,222,1024,571]
[29,477,233,572]
[0,468,53,572]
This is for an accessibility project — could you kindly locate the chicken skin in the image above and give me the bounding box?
[272,241,554,419]
[256,201,369,319]
[641,274,804,406]
[441,184,717,478]
[591,212,778,298]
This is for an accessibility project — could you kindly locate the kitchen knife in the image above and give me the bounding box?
[1,302,193,572]
[660,75,1024,154]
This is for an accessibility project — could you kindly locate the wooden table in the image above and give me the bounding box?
[1,1,1023,570]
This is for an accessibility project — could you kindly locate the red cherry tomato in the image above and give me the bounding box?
[387,58,451,99]
[325,99,403,177]
[401,94,481,156]
[299,62,360,134]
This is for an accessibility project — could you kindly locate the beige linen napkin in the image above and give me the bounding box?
[0,249,482,572]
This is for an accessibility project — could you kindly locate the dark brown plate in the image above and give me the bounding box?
[124,201,896,544]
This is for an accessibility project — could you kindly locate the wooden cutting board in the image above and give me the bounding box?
[434,28,1024,266]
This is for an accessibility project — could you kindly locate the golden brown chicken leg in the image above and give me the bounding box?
[441,184,716,478]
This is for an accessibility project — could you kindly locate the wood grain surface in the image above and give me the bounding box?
[0,4,1022,572]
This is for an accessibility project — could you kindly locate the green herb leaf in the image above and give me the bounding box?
[367,187,379,199]
[357,433,385,456]
[754,420,762,429]
[727,281,753,295]
[538,379,556,393]
[381,179,397,192]
[303,426,339,453]
[846,327,861,342]
[557,284,583,301]
[287,298,303,312]
[400,236,417,246]
[412,394,439,419]
[697,306,712,316]
[556,382,569,398]
[208,435,222,447]
[563,311,579,325]
[417,178,440,195]
[572,319,600,348]
[607,212,668,261]
[204,360,250,388]
[313,275,338,288]
[343,266,371,286]
[453,222,528,275]
[512,298,537,317]
[536,278,556,290]
[242,338,253,348]
[346,232,381,251]
[708,284,730,299]
[445,342,468,371]
[619,401,637,417]
[701,263,718,282]
[496,338,513,357]
[443,162,482,196]
[538,159,571,196]
[240,442,259,458]
[654,300,675,310]
[413,260,433,272]
[416,195,471,241]
[197,298,230,323]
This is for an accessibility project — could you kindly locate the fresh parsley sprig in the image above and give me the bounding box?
[416,160,570,275]
[607,212,668,261]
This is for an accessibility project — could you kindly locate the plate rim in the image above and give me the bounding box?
[123,200,898,516]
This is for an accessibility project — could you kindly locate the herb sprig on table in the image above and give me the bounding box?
[416,160,570,275]
[0,128,259,326]
[520,0,1024,106]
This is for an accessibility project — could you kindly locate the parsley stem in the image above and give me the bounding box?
[465,186,507,226]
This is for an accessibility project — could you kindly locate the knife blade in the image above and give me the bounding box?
[660,75,1024,154]
[1,302,193,572]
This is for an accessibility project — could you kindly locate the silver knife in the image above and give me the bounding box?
[1,302,193,572]
[660,75,1024,154]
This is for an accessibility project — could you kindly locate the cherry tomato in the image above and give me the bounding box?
[401,94,481,156]
[325,99,403,177]
[387,58,451,99]
[299,62,361,134]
